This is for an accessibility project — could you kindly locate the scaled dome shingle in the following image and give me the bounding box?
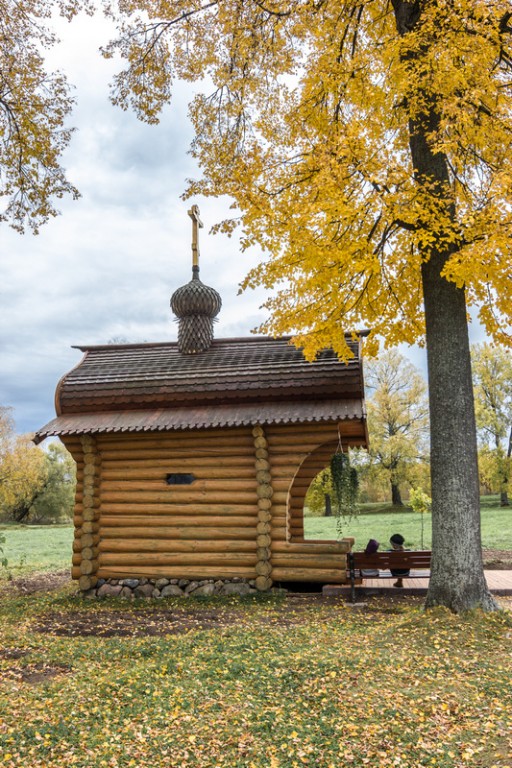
[171,274,222,319]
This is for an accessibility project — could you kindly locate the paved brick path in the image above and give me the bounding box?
[323,570,512,597]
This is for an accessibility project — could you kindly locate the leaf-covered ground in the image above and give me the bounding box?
[0,586,511,768]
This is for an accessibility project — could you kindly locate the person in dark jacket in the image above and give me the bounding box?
[389,533,409,588]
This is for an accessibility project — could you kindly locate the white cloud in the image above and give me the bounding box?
[0,12,268,434]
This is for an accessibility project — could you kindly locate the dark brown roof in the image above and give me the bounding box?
[35,399,365,440]
[35,335,367,442]
[56,335,364,413]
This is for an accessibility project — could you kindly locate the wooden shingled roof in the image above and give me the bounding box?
[35,335,367,442]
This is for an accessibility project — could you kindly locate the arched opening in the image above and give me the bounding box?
[287,441,339,541]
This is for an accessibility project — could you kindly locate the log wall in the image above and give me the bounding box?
[66,428,261,585]
[63,418,365,589]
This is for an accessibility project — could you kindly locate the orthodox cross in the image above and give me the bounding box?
[188,205,203,273]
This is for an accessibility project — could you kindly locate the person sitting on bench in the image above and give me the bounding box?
[389,533,410,588]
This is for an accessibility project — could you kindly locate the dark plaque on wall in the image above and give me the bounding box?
[165,473,196,485]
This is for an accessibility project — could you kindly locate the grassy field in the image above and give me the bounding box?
[305,495,512,551]
[0,525,73,580]
[0,588,511,768]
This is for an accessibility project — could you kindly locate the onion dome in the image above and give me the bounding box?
[170,206,222,354]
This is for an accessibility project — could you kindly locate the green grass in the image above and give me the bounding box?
[0,524,73,580]
[305,495,512,550]
[0,589,511,767]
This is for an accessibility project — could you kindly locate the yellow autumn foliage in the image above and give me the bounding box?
[0,408,47,517]
[103,0,512,359]
[0,0,91,231]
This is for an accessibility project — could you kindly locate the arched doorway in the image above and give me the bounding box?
[287,441,339,541]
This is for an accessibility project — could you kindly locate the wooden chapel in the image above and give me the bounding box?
[35,207,368,593]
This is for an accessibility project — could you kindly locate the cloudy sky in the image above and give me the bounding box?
[1,13,270,435]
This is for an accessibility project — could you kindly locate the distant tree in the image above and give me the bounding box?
[0,0,83,232]
[472,344,512,506]
[0,411,76,523]
[29,443,76,523]
[365,351,430,506]
[478,446,500,496]
[0,408,47,519]
[305,470,334,518]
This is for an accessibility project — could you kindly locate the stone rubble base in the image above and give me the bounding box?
[83,577,260,599]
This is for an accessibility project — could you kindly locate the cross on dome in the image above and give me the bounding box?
[170,205,222,354]
[188,204,203,274]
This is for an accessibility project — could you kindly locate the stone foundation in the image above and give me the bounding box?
[82,577,259,599]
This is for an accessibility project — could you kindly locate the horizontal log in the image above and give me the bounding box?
[268,520,288,533]
[100,490,258,504]
[271,553,345,568]
[98,428,252,448]
[267,454,311,467]
[99,451,256,465]
[100,456,256,470]
[98,436,255,452]
[266,436,334,449]
[97,565,256,580]
[98,436,253,448]
[271,566,347,583]
[290,478,323,490]
[271,541,350,554]
[101,466,257,481]
[100,479,258,493]
[100,526,256,541]
[99,539,257,554]
[267,508,287,518]
[99,502,259,516]
[98,552,258,567]
[100,515,256,528]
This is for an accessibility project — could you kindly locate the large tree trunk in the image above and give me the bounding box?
[393,0,497,611]
[391,482,403,507]
[421,252,496,611]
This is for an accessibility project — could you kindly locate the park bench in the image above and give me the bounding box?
[346,550,432,602]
